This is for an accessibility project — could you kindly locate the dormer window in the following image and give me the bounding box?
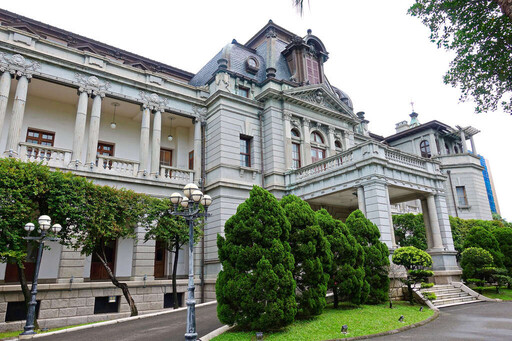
[306,55,321,84]
[245,57,259,74]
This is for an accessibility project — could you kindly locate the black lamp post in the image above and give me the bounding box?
[170,183,212,341]
[20,215,61,336]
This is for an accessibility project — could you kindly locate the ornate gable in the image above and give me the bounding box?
[283,84,356,119]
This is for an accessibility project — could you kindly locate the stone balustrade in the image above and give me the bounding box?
[159,165,194,184]
[19,142,72,168]
[96,155,140,177]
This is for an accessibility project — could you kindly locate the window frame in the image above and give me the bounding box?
[292,142,301,169]
[240,135,252,168]
[305,55,321,84]
[26,128,55,146]
[419,140,431,158]
[160,148,173,167]
[456,186,469,207]
[188,151,194,170]
[236,86,250,98]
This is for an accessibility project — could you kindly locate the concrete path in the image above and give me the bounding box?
[375,301,512,341]
[38,303,223,341]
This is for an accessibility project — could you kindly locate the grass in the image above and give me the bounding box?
[212,302,434,341]
[0,321,103,340]
[477,287,512,300]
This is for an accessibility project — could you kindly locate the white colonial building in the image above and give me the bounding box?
[0,10,495,331]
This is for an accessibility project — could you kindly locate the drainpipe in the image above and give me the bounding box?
[447,170,459,218]
[258,111,265,188]
[200,118,206,303]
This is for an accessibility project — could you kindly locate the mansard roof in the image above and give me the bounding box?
[0,9,194,81]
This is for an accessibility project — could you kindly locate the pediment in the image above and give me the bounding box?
[283,84,356,119]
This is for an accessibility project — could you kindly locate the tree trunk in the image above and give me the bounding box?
[17,264,40,330]
[494,0,512,22]
[96,250,138,316]
[333,287,339,309]
[407,282,414,305]
[172,243,180,309]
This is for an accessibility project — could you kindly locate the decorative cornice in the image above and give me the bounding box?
[283,112,292,121]
[192,105,207,122]
[0,52,40,78]
[75,73,110,97]
[139,91,167,112]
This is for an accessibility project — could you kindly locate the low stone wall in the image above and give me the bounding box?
[0,279,209,332]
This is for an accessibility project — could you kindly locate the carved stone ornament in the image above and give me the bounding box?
[139,91,168,112]
[328,126,336,135]
[295,89,338,112]
[303,118,311,127]
[0,52,41,78]
[283,112,292,121]
[291,119,300,128]
[266,27,277,38]
[75,73,110,97]
[192,105,207,122]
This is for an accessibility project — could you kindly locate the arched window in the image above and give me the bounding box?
[334,140,342,149]
[311,131,324,144]
[311,131,325,163]
[420,140,431,158]
[291,128,300,138]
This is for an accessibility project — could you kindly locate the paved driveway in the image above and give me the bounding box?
[40,303,223,341]
[375,301,512,341]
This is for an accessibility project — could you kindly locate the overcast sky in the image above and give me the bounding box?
[4,1,510,219]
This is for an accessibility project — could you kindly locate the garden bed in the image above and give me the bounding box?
[212,302,434,341]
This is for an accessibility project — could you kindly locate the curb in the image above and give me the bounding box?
[326,308,440,341]
[17,300,217,340]
[199,325,232,341]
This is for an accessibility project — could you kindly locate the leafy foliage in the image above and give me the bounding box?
[280,195,332,317]
[392,246,434,304]
[492,227,512,271]
[422,292,437,301]
[393,213,427,250]
[216,186,296,331]
[460,247,494,281]
[463,226,504,268]
[449,216,504,258]
[316,209,367,307]
[346,210,390,304]
[409,0,512,114]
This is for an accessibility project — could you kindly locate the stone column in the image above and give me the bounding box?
[283,112,292,170]
[469,135,477,155]
[357,186,366,216]
[347,131,355,148]
[328,126,336,156]
[0,71,12,138]
[459,128,468,153]
[150,110,162,176]
[426,194,444,250]
[438,136,446,155]
[193,118,202,177]
[131,226,155,281]
[139,106,151,174]
[342,130,350,150]
[71,91,89,164]
[302,118,312,165]
[363,180,394,248]
[85,94,103,166]
[5,75,29,156]
[420,199,433,249]
[434,194,456,251]
[57,245,85,283]
[386,186,397,248]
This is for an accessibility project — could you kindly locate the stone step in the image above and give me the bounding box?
[421,289,462,295]
[432,295,478,306]
[436,299,485,309]
[433,292,471,300]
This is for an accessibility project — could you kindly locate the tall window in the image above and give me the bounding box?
[90,240,116,280]
[456,186,468,206]
[306,56,321,84]
[97,142,114,168]
[160,148,172,167]
[188,151,194,170]
[419,140,431,158]
[292,143,301,169]
[26,128,55,159]
[445,143,450,155]
[240,135,251,167]
[311,131,325,163]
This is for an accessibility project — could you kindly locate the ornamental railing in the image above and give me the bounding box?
[160,165,194,184]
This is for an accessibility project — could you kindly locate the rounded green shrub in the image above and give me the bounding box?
[463,226,504,267]
[460,247,494,281]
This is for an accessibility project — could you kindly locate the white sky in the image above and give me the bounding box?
[4,1,511,220]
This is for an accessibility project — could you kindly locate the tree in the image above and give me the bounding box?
[463,226,504,268]
[449,216,504,259]
[493,227,512,271]
[64,184,147,316]
[393,213,427,250]
[460,247,494,284]
[144,198,202,309]
[280,195,331,317]
[216,186,296,330]
[316,209,367,307]
[409,0,512,114]
[346,210,390,304]
[392,246,434,305]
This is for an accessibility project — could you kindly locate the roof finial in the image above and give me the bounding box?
[307,28,312,35]
[410,100,415,112]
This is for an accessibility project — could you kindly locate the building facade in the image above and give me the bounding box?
[0,10,493,331]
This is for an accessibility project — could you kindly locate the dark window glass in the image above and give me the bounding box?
[292,142,301,169]
[237,86,250,98]
[311,147,325,163]
[94,296,120,314]
[456,186,468,206]
[188,151,194,170]
[291,129,300,138]
[5,301,40,322]
[160,149,172,167]
[311,132,324,144]
[420,140,431,158]
[445,143,450,154]
[240,136,251,167]
[335,140,342,149]
[25,129,55,159]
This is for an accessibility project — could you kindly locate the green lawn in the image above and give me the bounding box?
[212,302,434,341]
[479,287,512,300]
[0,321,103,340]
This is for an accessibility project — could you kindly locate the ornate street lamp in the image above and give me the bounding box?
[170,184,212,341]
[20,215,61,336]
